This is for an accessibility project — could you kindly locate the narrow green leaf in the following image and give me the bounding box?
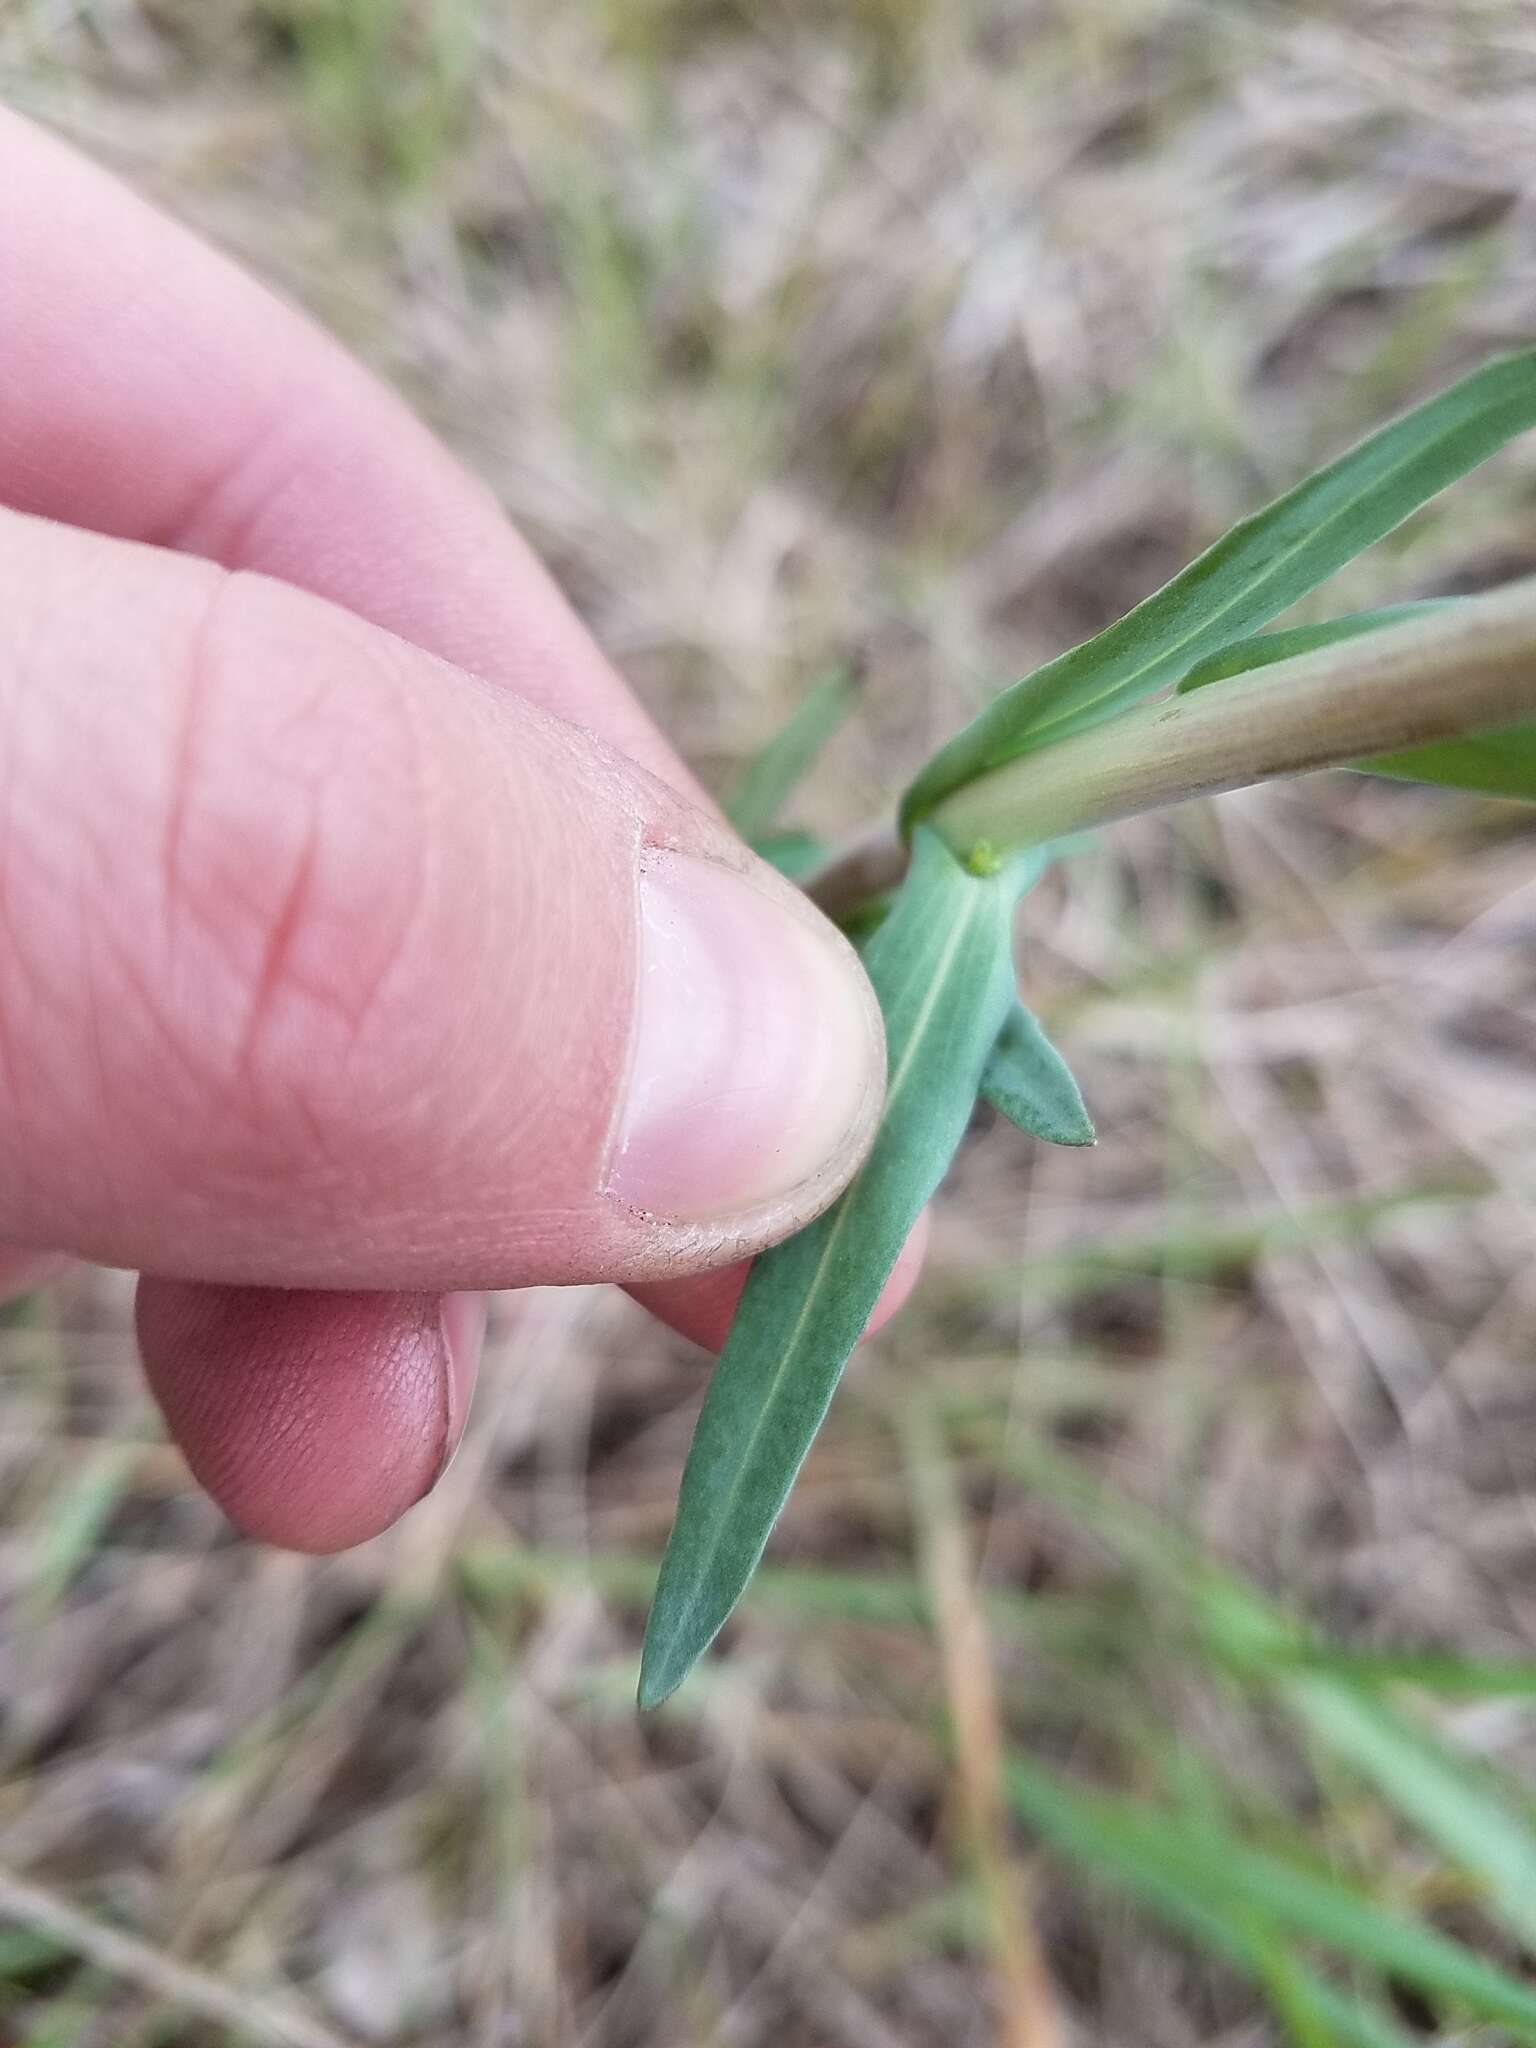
[989,1433,1536,1696]
[979,1002,1095,1147]
[1270,1647,1536,1696]
[944,1184,1482,1302]
[1175,604,1453,693]
[726,666,859,841]
[1298,1992,1424,2048]
[1178,601,1536,799]
[902,350,1536,830]
[30,1442,137,1610]
[1364,723,1536,798]
[1285,1677,1536,1950]
[1247,1926,1349,2048]
[460,1540,1112,1641]
[751,828,830,879]
[1007,1758,1536,2039]
[1002,1761,1420,2048]
[639,829,1023,1706]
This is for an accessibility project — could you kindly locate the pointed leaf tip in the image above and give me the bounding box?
[980,1002,1095,1147]
[639,831,1028,1698]
[636,1657,679,1712]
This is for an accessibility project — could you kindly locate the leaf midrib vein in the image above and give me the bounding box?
[656,879,991,1662]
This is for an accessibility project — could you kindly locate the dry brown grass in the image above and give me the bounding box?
[4,2,1536,2041]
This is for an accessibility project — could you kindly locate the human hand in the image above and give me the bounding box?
[0,111,912,1551]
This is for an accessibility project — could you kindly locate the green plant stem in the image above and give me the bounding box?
[927,577,1536,860]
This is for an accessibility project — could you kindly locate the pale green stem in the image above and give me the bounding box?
[926,576,1536,861]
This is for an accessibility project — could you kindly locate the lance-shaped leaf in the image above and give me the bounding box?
[1178,602,1536,800]
[979,1002,1094,1147]
[639,830,1023,1707]
[1174,603,1450,692]
[902,349,1536,832]
[726,666,859,842]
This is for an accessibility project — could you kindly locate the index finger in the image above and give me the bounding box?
[0,111,890,1551]
[0,106,700,796]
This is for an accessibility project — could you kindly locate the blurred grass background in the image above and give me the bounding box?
[4,1,1536,2042]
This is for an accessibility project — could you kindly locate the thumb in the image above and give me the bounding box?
[0,510,884,1285]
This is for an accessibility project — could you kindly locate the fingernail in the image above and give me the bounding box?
[607,853,884,1222]
[431,1290,486,1488]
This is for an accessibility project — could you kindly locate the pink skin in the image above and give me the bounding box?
[0,112,922,1552]
[629,1207,931,1350]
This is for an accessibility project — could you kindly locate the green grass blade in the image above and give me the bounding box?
[990,1432,1536,1697]
[901,349,1536,829]
[1247,1927,1350,2048]
[977,1439,1536,2028]
[1179,602,1536,799]
[1273,1647,1536,1696]
[940,1184,1483,1307]
[639,830,1022,1706]
[726,666,859,841]
[978,1001,1094,1147]
[459,1540,1114,1646]
[30,1443,138,1610]
[1299,1991,1423,2048]
[751,829,829,878]
[1006,1758,1536,2039]
[1003,1759,1419,2048]
[1285,1677,1536,1950]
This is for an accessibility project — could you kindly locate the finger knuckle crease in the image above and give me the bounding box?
[168,574,428,1124]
